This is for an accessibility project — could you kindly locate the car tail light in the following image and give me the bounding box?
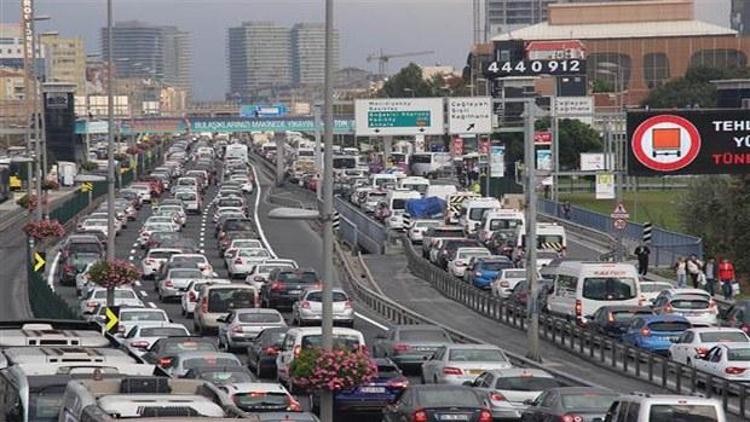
[300,301,311,309]
[412,409,428,422]
[478,409,493,422]
[87,301,97,309]
[188,291,197,302]
[575,299,582,319]
[234,258,243,265]
[489,392,506,402]
[442,367,463,375]
[561,414,583,422]
[640,327,651,337]
[344,301,353,309]
[164,280,174,288]
[264,346,279,356]
[725,367,747,375]
[293,345,301,358]
[130,341,149,349]
[271,281,285,291]
[387,378,409,389]
[159,357,173,368]
[393,343,411,353]
[200,297,208,313]
[232,325,243,334]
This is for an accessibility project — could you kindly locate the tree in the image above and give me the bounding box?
[557,119,603,170]
[642,65,750,109]
[379,63,433,98]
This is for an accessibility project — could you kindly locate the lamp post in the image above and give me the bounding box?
[105,0,116,306]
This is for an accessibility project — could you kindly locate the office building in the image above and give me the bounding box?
[101,21,191,96]
[732,0,750,33]
[227,22,292,99]
[0,23,45,75]
[40,33,86,95]
[291,23,339,85]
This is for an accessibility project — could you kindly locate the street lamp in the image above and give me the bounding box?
[105,0,116,307]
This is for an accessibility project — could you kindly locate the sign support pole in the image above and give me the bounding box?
[524,99,541,362]
[275,134,285,187]
[610,118,624,262]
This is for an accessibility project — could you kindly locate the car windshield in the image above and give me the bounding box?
[699,332,748,342]
[448,349,506,362]
[671,298,710,309]
[416,389,481,407]
[481,261,514,271]
[582,278,637,301]
[301,335,360,349]
[649,404,718,422]
[728,348,750,361]
[649,321,691,332]
[120,311,167,322]
[560,393,617,411]
[171,269,203,279]
[233,392,288,411]
[140,327,188,337]
[306,291,348,302]
[642,283,673,293]
[399,329,451,342]
[278,271,317,283]
[163,341,217,354]
[494,376,562,391]
[238,313,283,323]
[184,357,239,369]
[94,290,136,299]
[469,207,491,221]
[208,288,255,312]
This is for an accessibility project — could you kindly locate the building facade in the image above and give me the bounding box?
[40,33,86,95]
[227,22,292,100]
[0,24,45,76]
[291,23,340,86]
[732,0,750,34]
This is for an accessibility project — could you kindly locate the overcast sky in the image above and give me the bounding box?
[0,0,731,100]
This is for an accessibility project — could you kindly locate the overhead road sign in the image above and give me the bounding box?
[239,104,287,118]
[447,97,492,135]
[625,110,750,175]
[190,117,354,134]
[483,58,586,78]
[355,98,444,136]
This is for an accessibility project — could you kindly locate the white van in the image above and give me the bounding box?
[276,327,366,388]
[370,173,399,189]
[385,189,422,229]
[410,152,452,177]
[546,261,642,323]
[460,198,502,234]
[477,209,525,243]
[225,144,249,162]
[399,176,431,196]
[518,223,566,250]
[296,147,315,160]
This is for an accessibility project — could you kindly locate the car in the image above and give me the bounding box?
[145,231,183,250]
[652,288,719,327]
[217,308,287,352]
[447,247,493,278]
[621,314,692,356]
[690,343,750,382]
[508,279,553,311]
[183,366,256,386]
[80,287,143,315]
[465,256,515,289]
[291,288,354,327]
[77,218,110,237]
[246,260,298,290]
[466,368,564,421]
[421,226,466,258]
[155,204,187,226]
[332,358,409,413]
[167,351,242,377]
[140,248,183,279]
[261,268,321,309]
[223,239,264,260]
[604,393,727,422]
[141,336,219,369]
[586,306,655,339]
[194,283,259,334]
[220,230,260,253]
[640,281,674,304]
[407,220,442,244]
[520,387,618,422]
[214,206,246,223]
[122,322,190,356]
[723,299,750,333]
[138,221,179,248]
[218,218,256,241]
[381,384,493,422]
[491,268,533,298]
[669,327,750,365]
[435,238,483,269]
[181,278,232,317]
[157,267,206,302]
[145,215,182,231]
[227,248,272,279]
[175,189,202,213]
[373,325,454,372]
[247,327,290,378]
[485,230,517,257]
[167,253,215,277]
[420,344,512,385]
[115,308,170,336]
[219,382,301,413]
[59,252,100,286]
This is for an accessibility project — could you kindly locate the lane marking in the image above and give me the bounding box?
[128,256,134,261]
[132,242,139,248]
[140,290,148,297]
[200,249,205,254]
[47,251,61,291]
[135,280,142,287]
[355,312,390,331]
[129,249,136,255]
[148,302,157,308]
[250,164,277,258]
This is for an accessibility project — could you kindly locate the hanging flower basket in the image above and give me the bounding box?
[87,259,141,289]
[17,194,38,210]
[290,347,377,392]
[42,180,60,191]
[22,219,65,240]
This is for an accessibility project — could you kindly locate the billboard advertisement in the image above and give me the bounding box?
[627,110,750,175]
[490,145,505,177]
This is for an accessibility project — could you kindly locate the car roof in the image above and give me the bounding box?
[444,344,501,350]
[233,308,280,314]
[223,382,287,394]
[394,325,447,332]
[287,327,362,336]
[175,351,239,360]
[687,327,746,333]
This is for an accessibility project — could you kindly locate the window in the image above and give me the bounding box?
[582,277,637,301]
[556,274,577,293]
[710,348,722,362]
[587,53,632,90]
[690,49,747,68]
[643,53,670,88]
[624,402,641,422]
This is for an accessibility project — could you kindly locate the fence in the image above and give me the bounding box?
[48,180,107,224]
[400,237,748,418]
[539,199,703,266]
[27,263,80,319]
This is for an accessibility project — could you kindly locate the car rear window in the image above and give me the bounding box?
[184,357,239,369]
[416,389,481,407]
[238,313,282,323]
[560,393,617,411]
[448,349,506,362]
[306,291,348,302]
[480,261,514,271]
[278,271,318,284]
[430,229,464,238]
[173,256,205,266]
[376,365,401,378]
[641,283,672,293]
[140,327,188,337]
[225,220,253,231]
[233,392,289,411]
[612,310,653,321]
[399,329,451,343]
[671,299,710,309]
[171,269,203,279]
[699,332,748,343]
[649,321,691,332]
[494,376,561,391]
[208,288,255,312]
[120,311,167,322]
[94,290,136,299]
[150,250,177,260]
[301,334,360,349]
[649,404,718,422]
[69,243,101,254]
[582,278,637,301]
[163,341,217,354]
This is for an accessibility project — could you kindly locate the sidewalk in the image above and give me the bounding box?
[639,262,737,307]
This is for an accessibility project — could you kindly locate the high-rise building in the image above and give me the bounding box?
[101,21,191,96]
[227,22,292,100]
[40,33,86,95]
[485,0,623,37]
[291,23,339,86]
[0,23,45,75]
[732,0,750,33]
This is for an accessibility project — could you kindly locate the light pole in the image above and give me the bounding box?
[106,0,116,306]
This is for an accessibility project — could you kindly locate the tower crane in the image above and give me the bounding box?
[366,49,435,76]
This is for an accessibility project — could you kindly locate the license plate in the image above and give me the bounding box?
[415,347,435,352]
[289,290,301,295]
[360,387,386,394]
[439,414,469,421]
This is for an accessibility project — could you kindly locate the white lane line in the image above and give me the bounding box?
[200,249,205,254]
[148,302,157,308]
[140,290,148,297]
[47,252,61,291]
[129,249,136,255]
[250,164,277,258]
[354,312,390,331]
[128,256,134,261]
[132,242,139,248]
[135,280,142,287]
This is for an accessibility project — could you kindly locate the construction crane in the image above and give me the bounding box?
[366,49,435,76]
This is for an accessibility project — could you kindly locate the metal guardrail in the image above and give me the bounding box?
[335,198,387,254]
[400,236,748,418]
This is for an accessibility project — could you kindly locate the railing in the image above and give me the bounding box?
[400,236,748,418]
[27,264,80,319]
[539,199,703,267]
[334,197,387,254]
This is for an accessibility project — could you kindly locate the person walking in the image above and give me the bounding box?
[719,258,736,300]
[634,243,651,276]
[703,257,717,296]
[674,257,687,288]
[687,255,702,288]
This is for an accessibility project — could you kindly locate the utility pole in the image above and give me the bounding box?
[21,0,35,217]
[524,99,541,362]
[275,133,285,187]
[32,36,42,220]
[319,0,335,420]
[609,117,624,262]
[314,103,322,201]
[106,0,116,306]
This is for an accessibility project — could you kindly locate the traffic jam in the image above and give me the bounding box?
[0,134,738,422]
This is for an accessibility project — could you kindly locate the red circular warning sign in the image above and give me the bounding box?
[631,114,701,172]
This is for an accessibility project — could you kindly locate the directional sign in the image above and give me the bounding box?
[80,182,93,193]
[104,306,120,334]
[33,252,46,273]
[448,97,492,135]
[355,98,444,136]
[611,203,630,220]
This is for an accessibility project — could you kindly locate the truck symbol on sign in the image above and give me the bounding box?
[651,128,681,158]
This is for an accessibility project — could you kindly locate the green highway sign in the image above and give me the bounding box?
[355,98,444,136]
[190,118,354,134]
[367,111,431,129]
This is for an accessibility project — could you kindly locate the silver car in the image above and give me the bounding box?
[167,351,242,377]
[158,267,206,302]
[217,308,287,351]
[467,368,563,420]
[420,344,513,385]
[291,288,354,327]
[227,248,271,279]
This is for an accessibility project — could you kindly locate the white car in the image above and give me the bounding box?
[421,344,513,385]
[652,288,719,327]
[145,215,183,232]
[129,184,152,203]
[491,269,531,298]
[116,308,170,337]
[469,368,563,421]
[245,260,298,290]
[223,239,264,263]
[138,222,179,247]
[669,327,750,365]
[75,262,96,297]
[88,212,123,233]
[227,248,271,279]
[158,267,206,302]
[77,218,110,237]
[217,308,287,351]
[692,343,750,382]
[155,205,187,227]
[167,351,242,377]
[640,281,674,304]
[122,323,190,357]
[141,248,183,279]
[291,288,354,327]
[168,253,215,277]
[80,287,143,315]
[213,206,245,223]
[407,220,441,243]
[181,278,231,318]
[447,247,492,278]
[220,382,300,413]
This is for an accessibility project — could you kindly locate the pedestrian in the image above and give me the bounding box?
[674,256,687,288]
[562,202,572,220]
[471,162,480,183]
[687,254,702,288]
[634,243,651,276]
[703,257,717,296]
[470,180,481,195]
[719,258,736,300]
